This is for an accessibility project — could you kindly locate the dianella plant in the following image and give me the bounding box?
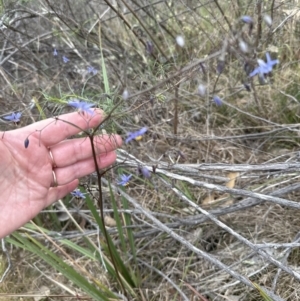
[1,0,300,301]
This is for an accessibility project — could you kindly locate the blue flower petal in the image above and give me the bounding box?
[117,174,132,186]
[139,166,151,178]
[71,189,86,199]
[249,52,279,78]
[3,112,22,122]
[241,16,253,24]
[62,56,69,63]
[125,127,148,143]
[87,66,98,75]
[67,100,95,115]
[213,95,222,106]
[249,67,260,77]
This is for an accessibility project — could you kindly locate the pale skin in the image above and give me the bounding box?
[0,109,122,238]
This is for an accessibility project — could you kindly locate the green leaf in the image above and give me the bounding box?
[7,233,115,301]
[253,283,275,301]
[85,196,136,293]
[108,183,126,253]
[121,192,140,285]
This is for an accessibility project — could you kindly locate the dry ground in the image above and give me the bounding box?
[1,0,300,300]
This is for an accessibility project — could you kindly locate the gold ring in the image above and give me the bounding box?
[48,148,57,167]
[52,170,58,187]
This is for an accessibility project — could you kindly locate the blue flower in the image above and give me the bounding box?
[265,52,279,70]
[241,16,253,24]
[213,95,222,106]
[67,99,95,115]
[53,48,58,56]
[249,52,279,77]
[71,189,86,199]
[125,127,148,143]
[62,56,69,63]
[3,112,22,123]
[87,66,98,75]
[138,166,151,179]
[146,41,154,55]
[117,174,132,186]
[250,60,269,77]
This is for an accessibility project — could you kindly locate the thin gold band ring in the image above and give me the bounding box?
[48,148,57,167]
[52,170,58,187]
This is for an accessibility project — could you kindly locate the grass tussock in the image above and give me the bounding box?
[1,0,300,300]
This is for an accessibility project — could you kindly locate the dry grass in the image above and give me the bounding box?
[1,0,300,300]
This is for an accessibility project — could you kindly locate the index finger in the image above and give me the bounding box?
[17,109,104,147]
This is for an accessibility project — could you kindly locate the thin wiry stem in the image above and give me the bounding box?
[213,0,233,32]
[255,0,263,49]
[89,135,128,296]
[0,239,11,283]
[119,0,170,62]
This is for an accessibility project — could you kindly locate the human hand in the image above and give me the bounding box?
[0,110,122,238]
